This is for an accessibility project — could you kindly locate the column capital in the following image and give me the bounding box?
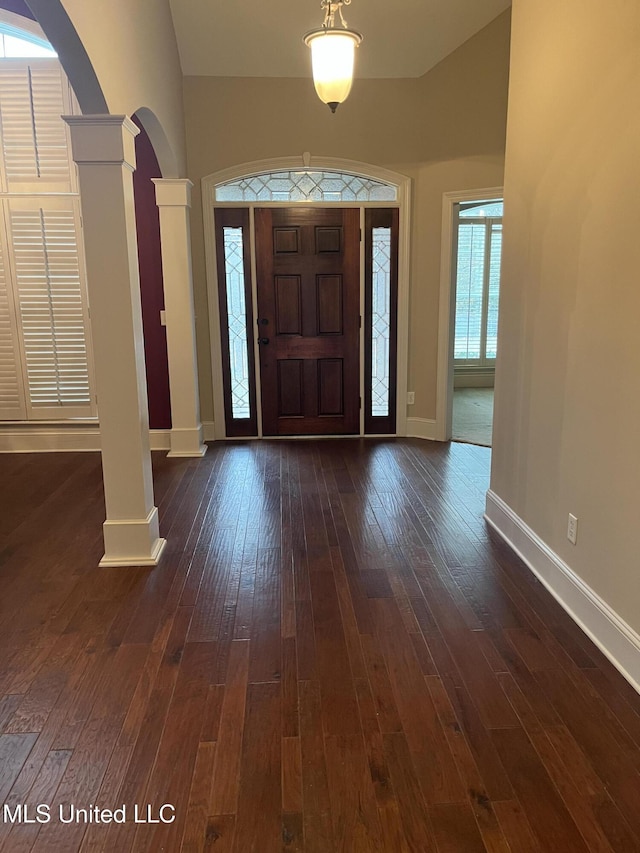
[152,178,194,208]
[62,114,140,170]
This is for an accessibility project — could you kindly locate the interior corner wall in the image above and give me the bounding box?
[59,0,186,175]
[491,0,640,634]
[183,10,511,426]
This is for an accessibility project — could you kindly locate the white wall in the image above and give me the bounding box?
[59,0,186,175]
[491,0,640,634]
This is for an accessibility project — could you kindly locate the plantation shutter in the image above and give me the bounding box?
[0,58,74,193]
[6,197,95,419]
[0,219,26,418]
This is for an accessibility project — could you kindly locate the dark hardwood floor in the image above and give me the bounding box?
[1,439,640,852]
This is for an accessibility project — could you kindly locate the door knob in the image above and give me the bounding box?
[257,318,269,325]
[258,337,270,345]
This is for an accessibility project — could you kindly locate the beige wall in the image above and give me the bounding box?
[491,1,640,630]
[60,0,186,174]
[184,11,511,424]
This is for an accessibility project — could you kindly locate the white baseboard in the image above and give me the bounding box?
[202,421,216,442]
[406,417,438,441]
[150,430,171,451]
[485,489,640,694]
[454,373,495,389]
[0,424,172,453]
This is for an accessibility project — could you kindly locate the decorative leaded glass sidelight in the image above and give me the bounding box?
[365,209,398,435]
[215,170,397,203]
[371,228,392,417]
[214,208,257,437]
[222,227,251,419]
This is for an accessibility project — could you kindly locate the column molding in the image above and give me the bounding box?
[153,177,207,457]
[64,114,166,567]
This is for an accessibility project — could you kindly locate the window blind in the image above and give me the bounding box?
[7,197,94,418]
[0,58,73,192]
[0,56,94,422]
[0,221,26,418]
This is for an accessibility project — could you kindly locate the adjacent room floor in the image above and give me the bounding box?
[452,387,494,446]
[1,440,640,852]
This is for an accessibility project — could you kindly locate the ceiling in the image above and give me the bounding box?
[169,0,511,79]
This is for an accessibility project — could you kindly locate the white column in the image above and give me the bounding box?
[152,179,207,457]
[64,115,166,567]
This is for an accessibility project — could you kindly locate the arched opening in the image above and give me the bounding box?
[22,0,107,113]
[133,106,179,180]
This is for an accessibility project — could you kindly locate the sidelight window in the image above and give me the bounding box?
[221,227,251,419]
[365,209,398,434]
[214,208,258,436]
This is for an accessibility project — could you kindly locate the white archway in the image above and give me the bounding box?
[202,153,411,440]
[133,106,179,180]
[25,0,107,114]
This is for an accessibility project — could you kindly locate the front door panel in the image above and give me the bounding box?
[255,208,360,435]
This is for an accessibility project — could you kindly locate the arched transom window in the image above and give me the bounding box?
[215,170,398,203]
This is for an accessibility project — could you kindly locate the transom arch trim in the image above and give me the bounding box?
[202,155,410,206]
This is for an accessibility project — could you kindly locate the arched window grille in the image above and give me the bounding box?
[215,170,397,203]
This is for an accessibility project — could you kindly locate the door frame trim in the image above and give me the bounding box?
[436,186,503,441]
[202,154,411,439]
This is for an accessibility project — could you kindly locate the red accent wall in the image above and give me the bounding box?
[132,115,172,429]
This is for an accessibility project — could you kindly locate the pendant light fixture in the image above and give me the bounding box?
[304,0,362,113]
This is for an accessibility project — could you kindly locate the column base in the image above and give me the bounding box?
[167,425,208,457]
[99,507,166,567]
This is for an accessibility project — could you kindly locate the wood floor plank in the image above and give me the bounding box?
[208,639,250,815]
[131,642,216,853]
[2,441,640,852]
[382,732,437,853]
[492,800,542,853]
[181,740,217,853]
[282,736,303,814]
[309,570,360,736]
[429,802,488,853]
[324,733,384,852]
[299,680,334,853]
[0,733,38,803]
[373,599,466,804]
[1,749,72,853]
[491,726,590,852]
[203,815,236,852]
[232,681,281,853]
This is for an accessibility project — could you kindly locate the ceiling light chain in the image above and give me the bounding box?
[321,0,351,30]
[304,0,362,113]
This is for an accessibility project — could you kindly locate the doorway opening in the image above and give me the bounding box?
[452,198,502,446]
[203,158,409,440]
[436,188,503,445]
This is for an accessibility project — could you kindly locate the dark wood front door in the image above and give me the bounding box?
[255,208,360,436]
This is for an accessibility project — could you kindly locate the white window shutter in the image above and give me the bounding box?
[0,58,73,193]
[7,197,95,419]
[0,218,26,419]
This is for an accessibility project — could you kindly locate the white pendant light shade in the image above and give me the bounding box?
[304,29,362,112]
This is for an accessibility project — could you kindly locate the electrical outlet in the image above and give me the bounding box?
[567,513,578,545]
[407,391,415,405]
